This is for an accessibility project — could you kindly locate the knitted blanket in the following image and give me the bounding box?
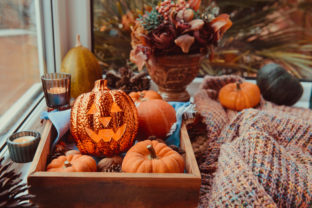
[194,75,312,207]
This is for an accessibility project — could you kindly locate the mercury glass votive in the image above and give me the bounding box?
[41,73,71,109]
[7,131,41,163]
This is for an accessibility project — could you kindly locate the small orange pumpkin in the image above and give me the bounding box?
[218,81,261,111]
[129,90,162,103]
[121,140,184,173]
[136,99,176,140]
[47,154,97,172]
[70,79,138,157]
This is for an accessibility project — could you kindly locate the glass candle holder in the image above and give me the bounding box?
[41,73,71,109]
[7,131,41,163]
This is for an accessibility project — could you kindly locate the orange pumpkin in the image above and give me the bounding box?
[47,154,97,172]
[121,140,184,173]
[136,99,176,140]
[218,81,261,111]
[70,79,138,157]
[129,90,162,103]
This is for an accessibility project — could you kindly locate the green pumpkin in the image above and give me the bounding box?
[256,63,303,106]
[61,35,102,98]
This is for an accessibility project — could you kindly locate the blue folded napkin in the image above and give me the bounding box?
[41,102,193,151]
[167,102,192,146]
[41,109,71,150]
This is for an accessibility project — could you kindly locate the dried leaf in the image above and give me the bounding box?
[174,34,195,53]
[188,19,204,31]
[189,0,201,11]
[210,14,232,40]
[130,48,148,71]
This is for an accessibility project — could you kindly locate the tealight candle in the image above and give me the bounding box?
[41,73,71,109]
[7,131,40,163]
[13,136,36,146]
[46,87,68,107]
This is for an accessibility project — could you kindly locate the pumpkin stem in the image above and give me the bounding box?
[93,79,109,92]
[75,34,82,47]
[236,82,241,90]
[147,145,157,159]
[139,92,148,102]
[64,160,72,168]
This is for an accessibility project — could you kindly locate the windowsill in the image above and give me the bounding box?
[0,98,47,183]
[0,83,43,156]
[151,77,311,109]
[185,77,312,109]
[1,77,311,183]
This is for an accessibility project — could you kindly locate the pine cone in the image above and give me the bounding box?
[105,70,121,89]
[106,67,150,93]
[98,156,122,172]
[101,164,121,173]
[0,157,36,207]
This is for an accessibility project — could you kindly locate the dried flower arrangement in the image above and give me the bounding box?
[130,0,232,70]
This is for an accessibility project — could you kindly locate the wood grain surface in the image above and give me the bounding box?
[28,121,201,208]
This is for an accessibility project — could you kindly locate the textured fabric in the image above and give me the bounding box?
[194,75,312,207]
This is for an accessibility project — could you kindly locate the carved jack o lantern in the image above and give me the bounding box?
[70,80,138,157]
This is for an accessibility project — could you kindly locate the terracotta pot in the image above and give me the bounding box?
[146,53,204,101]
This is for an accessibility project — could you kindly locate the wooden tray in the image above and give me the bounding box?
[28,121,201,208]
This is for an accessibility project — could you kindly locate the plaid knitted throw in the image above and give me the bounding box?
[194,75,312,207]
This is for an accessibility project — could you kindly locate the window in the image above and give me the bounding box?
[92,0,312,80]
[92,0,143,71]
[0,0,41,116]
[0,0,50,144]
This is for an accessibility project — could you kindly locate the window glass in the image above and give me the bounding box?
[92,0,149,70]
[0,0,40,116]
[92,0,312,80]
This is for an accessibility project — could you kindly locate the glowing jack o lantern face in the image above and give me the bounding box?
[85,103,127,143]
[70,79,138,157]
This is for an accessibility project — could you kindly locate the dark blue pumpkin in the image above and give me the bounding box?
[256,63,303,106]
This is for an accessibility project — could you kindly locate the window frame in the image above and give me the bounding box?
[0,0,56,150]
[50,0,92,71]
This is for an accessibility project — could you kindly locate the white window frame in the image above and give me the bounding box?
[0,0,56,148]
[51,0,92,70]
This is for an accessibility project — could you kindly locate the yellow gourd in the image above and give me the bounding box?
[61,35,102,98]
